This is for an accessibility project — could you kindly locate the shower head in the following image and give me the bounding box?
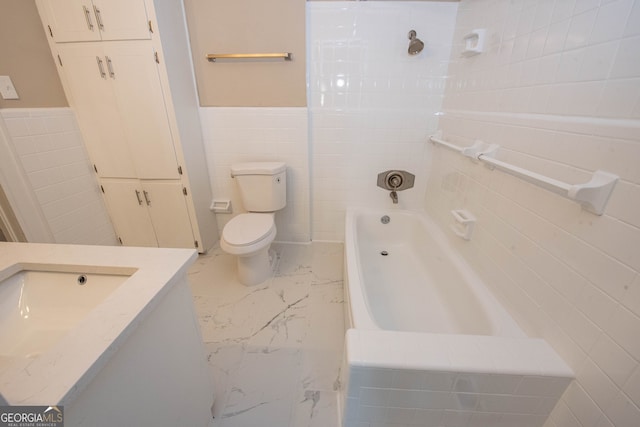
[408,30,424,55]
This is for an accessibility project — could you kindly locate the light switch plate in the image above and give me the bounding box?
[0,76,19,100]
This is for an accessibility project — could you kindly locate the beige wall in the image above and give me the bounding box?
[183,0,306,107]
[0,0,67,108]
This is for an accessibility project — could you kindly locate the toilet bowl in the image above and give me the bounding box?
[220,213,277,286]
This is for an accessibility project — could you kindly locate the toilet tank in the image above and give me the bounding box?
[231,162,287,212]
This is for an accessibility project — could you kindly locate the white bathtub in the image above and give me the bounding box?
[341,208,573,427]
[0,243,214,427]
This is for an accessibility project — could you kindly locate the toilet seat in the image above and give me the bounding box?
[220,213,276,256]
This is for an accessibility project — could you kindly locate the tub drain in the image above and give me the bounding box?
[380,250,389,256]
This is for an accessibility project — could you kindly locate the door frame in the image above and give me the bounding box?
[0,183,26,242]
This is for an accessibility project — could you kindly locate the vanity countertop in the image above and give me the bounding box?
[0,242,198,406]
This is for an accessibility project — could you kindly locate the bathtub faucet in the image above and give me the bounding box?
[390,190,398,204]
[387,174,402,204]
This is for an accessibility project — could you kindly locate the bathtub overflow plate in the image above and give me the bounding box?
[381,215,390,224]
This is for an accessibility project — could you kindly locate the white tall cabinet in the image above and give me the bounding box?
[36,0,218,252]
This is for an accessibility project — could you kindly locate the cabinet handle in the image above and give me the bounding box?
[135,189,143,205]
[105,56,115,78]
[96,56,106,78]
[93,5,105,30]
[143,190,151,206]
[83,5,94,31]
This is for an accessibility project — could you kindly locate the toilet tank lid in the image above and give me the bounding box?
[231,162,286,176]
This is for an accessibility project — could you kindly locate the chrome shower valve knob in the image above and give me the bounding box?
[377,170,415,192]
[377,170,415,204]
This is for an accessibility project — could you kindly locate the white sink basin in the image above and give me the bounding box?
[0,267,132,360]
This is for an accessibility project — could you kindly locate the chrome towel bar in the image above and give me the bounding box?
[206,52,292,62]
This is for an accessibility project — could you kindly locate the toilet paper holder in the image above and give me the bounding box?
[210,199,232,213]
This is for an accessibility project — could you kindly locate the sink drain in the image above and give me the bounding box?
[380,250,389,256]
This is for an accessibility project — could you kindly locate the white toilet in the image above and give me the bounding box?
[220,162,287,286]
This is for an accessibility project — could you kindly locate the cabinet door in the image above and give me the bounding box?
[91,0,150,41]
[57,43,137,178]
[105,42,180,180]
[40,0,101,42]
[100,179,158,247]
[142,181,196,249]
[39,0,150,42]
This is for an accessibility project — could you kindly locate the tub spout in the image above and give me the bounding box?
[390,191,398,204]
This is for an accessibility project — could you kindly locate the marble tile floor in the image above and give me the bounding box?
[188,242,345,427]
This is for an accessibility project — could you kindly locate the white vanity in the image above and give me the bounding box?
[0,242,214,426]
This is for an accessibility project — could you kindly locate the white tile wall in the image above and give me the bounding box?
[0,108,116,245]
[308,1,459,241]
[426,1,640,426]
[199,107,310,242]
